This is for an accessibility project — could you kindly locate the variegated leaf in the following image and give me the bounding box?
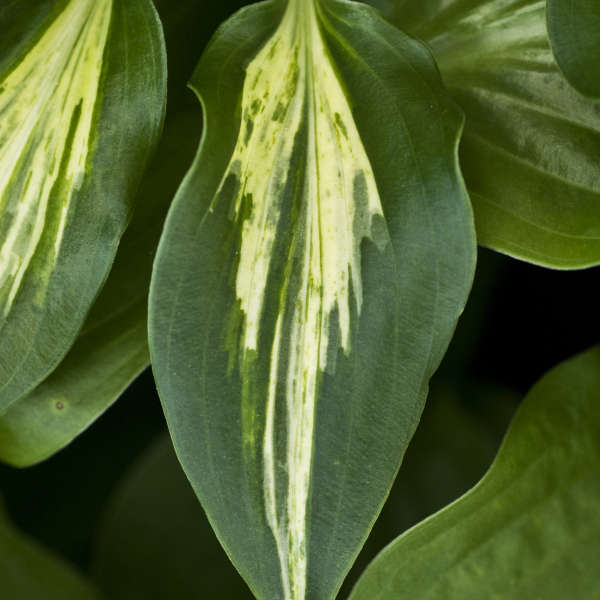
[149,0,475,598]
[0,0,211,467]
[0,0,166,411]
[377,0,600,268]
[0,108,200,467]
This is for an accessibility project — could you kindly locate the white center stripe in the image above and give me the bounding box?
[215,0,388,597]
[0,0,112,317]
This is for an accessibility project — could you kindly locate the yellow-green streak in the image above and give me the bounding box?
[0,0,113,317]
[217,0,387,596]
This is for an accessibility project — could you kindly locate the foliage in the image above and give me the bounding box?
[0,0,598,598]
[148,2,475,596]
[380,0,600,268]
[350,346,600,599]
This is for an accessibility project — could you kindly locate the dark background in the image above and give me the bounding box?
[1,2,598,598]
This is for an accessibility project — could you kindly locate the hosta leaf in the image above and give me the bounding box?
[349,345,600,599]
[0,0,166,411]
[377,0,600,268]
[339,380,518,596]
[0,0,261,469]
[0,306,147,467]
[0,498,100,599]
[547,0,600,98]
[0,109,201,467]
[149,0,475,598]
[92,434,250,599]
[0,0,211,467]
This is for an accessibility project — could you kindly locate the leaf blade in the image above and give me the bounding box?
[0,108,202,467]
[0,0,166,410]
[149,0,475,597]
[547,0,600,98]
[349,346,600,599]
[379,0,600,269]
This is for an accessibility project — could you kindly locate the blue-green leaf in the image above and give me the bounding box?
[149,0,475,597]
[0,0,166,410]
[0,109,200,467]
[350,345,600,599]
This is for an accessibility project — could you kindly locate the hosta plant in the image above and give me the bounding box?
[0,0,599,598]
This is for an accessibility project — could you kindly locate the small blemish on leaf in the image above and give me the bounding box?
[55,401,64,410]
[334,112,348,139]
[244,118,254,145]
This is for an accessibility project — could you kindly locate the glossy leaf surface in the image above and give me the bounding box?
[149,0,475,597]
[378,0,600,268]
[547,0,600,98]
[0,499,100,599]
[350,345,600,599]
[0,0,166,410]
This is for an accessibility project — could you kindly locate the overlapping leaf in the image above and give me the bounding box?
[0,0,217,466]
[350,345,600,599]
[547,0,600,98]
[149,0,475,597]
[339,380,518,597]
[0,109,201,467]
[376,0,600,268]
[0,0,166,411]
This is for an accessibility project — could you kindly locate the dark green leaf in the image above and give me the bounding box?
[0,109,201,467]
[0,308,147,468]
[0,498,100,599]
[350,345,600,599]
[0,0,166,410]
[0,0,211,466]
[547,0,600,98]
[149,0,475,597]
[91,434,250,600]
[377,0,600,268]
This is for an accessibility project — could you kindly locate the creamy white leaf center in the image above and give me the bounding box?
[0,0,112,316]
[215,1,388,597]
